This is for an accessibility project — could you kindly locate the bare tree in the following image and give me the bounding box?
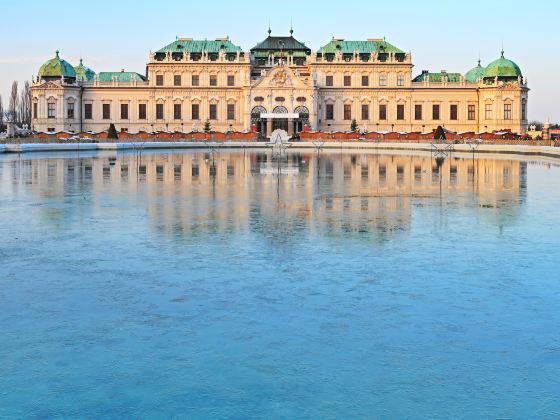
[0,95,4,132]
[9,81,19,124]
[19,81,32,128]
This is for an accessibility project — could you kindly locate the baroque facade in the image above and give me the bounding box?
[31,31,530,136]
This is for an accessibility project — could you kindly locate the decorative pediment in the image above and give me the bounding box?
[35,81,62,90]
[252,66,311,90]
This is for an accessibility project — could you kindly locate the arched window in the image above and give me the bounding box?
[251,106,267,122]
[273,106,288,114]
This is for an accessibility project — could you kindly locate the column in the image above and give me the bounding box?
[266,118,273,137]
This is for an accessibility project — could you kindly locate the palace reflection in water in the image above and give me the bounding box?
[3,150,527,237]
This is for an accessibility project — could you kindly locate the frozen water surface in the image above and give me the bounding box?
[0,149,559,418]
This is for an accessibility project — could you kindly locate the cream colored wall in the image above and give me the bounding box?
[31,51,529,135]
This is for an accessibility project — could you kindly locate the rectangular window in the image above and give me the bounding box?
[210,75,217,86]
[209,104,217,120]
[415,104,422,120]
[361,104,369,120]
[174,103,182,120]
[227,75,235,87]
[362,75,369,87]
[156,75,164,86]
[192,74,199,86]
[120,103,129,120]
[33,102,38,119]
[48,102,56,119]
[432,104,440,120]
[138,103,147,120]
[379,104,387,120]
[379,74,387,86]
[522,101,527,120]
[102,103,110,120]
[344,75,352,87]
[504,103,512,120]
[397,104,405,120]
[326,75,333,87]
[227,103,235,120]
[156,103,164,120]
[468,105,476,121]
[397,74,405,86]
[326,104,334,120]
[450,104,458,121]
[192,104,200,120]
[84,103,93,120]
[485,103,493,120]
[344,104,352,120]
[67,102,75,119]
[174,74,181,86]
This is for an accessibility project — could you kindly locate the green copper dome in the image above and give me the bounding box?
[483,52,522,80]
[74,59,96,81]
[465,60,486,83]
[38,51,77,79]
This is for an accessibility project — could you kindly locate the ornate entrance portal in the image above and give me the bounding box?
[252,104,309,139]
[272,106,288,132]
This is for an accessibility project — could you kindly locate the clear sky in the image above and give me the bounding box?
[1,0,557,122]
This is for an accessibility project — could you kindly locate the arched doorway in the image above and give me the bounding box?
[251,106,267,138]
[272,106,288,132]
[294,106,310,133]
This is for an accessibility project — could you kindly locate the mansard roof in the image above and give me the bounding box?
[98,71,146,82]
[251,35,310,52]
[412,71,463,83]
[318,38,404,54]
[157,38,242,54]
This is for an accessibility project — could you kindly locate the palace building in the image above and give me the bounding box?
[31,30,529,137]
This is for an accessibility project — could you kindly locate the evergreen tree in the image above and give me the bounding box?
[107,123,118,139]
[204,119,211,133]
[434,125,446,140]
[350,118,358,132]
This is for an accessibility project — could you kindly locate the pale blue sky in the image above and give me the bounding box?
[1,0,557,121]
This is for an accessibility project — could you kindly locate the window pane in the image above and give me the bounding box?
[344,104,352,120]
[156,104,164,120]
[432,104,440,120]
[227,104,235,120]
[450,105,458,120]
[174,75,181,86]
[156,75,164,86]
[120,103,128,120]
[397,104,404,120]
[192,75,199,86]
[84,104,92,120]
[326,104,334,120]
[379,104,387,120]
[361,104,369,120]
[174,104,182,120]
[103,104,110,119]
[326,75,333,87]
[227,75,235,87]
[192,104,199,120]
[139,104,147,120]
[362,75,369,87]
[415,104,422,120]
[209,104,217,120]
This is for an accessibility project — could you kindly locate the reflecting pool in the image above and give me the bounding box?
[1,149,559,418]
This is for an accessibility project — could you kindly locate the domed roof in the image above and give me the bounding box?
[74,59,96,81]
[38,51,76,79]
[465,60,486,83]
[483,51,522,79]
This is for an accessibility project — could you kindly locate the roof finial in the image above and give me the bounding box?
[268,20,271,36]
[501,40,504,58]
[55,50,59,58]
[290,18,293,35]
